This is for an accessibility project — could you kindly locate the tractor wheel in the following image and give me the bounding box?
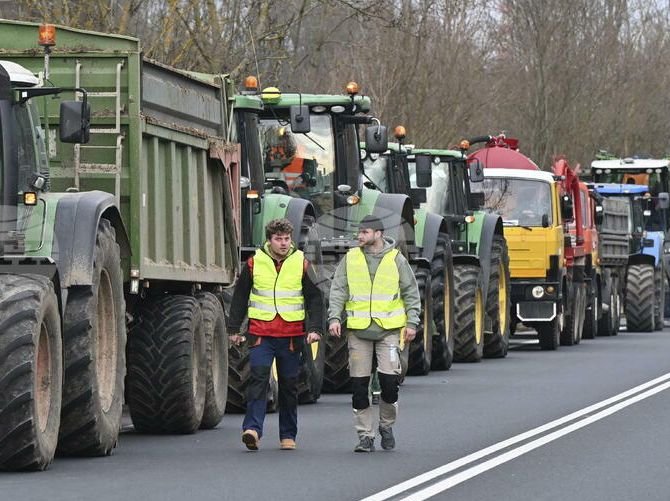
[484,236,511,358]
[582,278,599,340]
[654,265,665,330]
[407,267,433,375]
[0,275,61,471]
[453,264,485,362]
[430,233,455,370]
[561,281,585,346]
[537,316,561,350]
[58,219,125,456]
[196,292,229,429]
[321,261,352,393]
[126,295,207,433]
[625,264,655,332]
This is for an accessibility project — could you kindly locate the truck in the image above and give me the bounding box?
[255,85,440,389]
[468,135,586,349]
[0,20,241,470]
[589,182,669,331]
[362,139,511,362]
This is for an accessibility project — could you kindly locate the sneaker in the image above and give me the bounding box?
[354,436,375,453]
[280,438,296,450]
[242,429,259,451]
[379,426,395,450]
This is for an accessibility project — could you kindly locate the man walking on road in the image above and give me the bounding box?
[328,215,420,452]
[228,218,323,451]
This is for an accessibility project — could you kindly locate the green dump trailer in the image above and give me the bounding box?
[0,19,239,470]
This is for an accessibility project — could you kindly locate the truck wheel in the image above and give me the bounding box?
[597,276,614,337]
[453,264,485,362]
[58,219,125,456]
[431,233,455,370]
[297,337,325,404]
[537,316,560,350]
[583,279,599,339]
[484,236,511,358]
[407,267,433,375]
[0,275,61,471]
[196,292,228,429]
[126,295,207,433]
[654,266,665,330]
[626,264,655,332]
[561,282,585,345]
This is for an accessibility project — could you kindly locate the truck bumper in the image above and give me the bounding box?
[516,301,556,322]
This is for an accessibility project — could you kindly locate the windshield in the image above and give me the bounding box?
[471,178,552,227]
[408,160,450,213]
[594,170,665,193]
[259,114,335,215]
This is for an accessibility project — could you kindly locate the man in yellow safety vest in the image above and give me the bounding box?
[328,215,420,452]
[229,218,323,451]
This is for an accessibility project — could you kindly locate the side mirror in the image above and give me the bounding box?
[542,214,550,228]
[415,154,433,188]
[60,101,90,144]
[290,105,310,133]
[560,195,573,221]
[468,158,485,183]
[658,192,670,209]
[594,204,604,225]
[365,125,388,153]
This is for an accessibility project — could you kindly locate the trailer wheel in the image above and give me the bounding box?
[58,219,125,456]
[407,267,433,375]
[126,295,207,433]
[484,236,511,358]
[453,264,485,362]
[625,264,655,332]
[430,233,455,370]
[654,266,665,330]
[0,275,61,471]
[196,292,229,429]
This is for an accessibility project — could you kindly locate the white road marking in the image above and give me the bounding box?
[360,372,670,501]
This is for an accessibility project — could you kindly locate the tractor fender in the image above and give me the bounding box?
[53,191,129,288]
[286,197,317,242]
[628,253,656,269]
[475,213,504,302]
[418,212,447,263]
[641,230,664,267]
[373,193,416,248]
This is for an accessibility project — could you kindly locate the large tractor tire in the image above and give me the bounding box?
[654,265,665,330]
[126,295,207,433]
[58,219,126,456]
[582,278,599,340]
[221,289,279,413]
[561,281,585,346]
[626,264,655,332]
[321,261,352,393]
[484,236,511,358]
[453,264,485,362]
[0,275,62,471]
[430,233,455,371]
[407,267,433,375]
[196,292,229,429]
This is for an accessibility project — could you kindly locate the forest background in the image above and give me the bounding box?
[2,0,669,169]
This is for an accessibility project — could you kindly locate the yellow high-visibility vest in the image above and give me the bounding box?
[248,248,305,322]
[345,247,406,330]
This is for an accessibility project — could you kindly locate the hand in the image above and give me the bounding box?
[403,327,417,343]
[329,320,342,338]
[229,334,246,346]
[306,332,321,344]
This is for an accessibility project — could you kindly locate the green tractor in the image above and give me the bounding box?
[255,83,435,390]
[362,140,511,362]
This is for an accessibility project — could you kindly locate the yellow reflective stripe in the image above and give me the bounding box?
[348,293,400,302]
[249,301,305,312]
[346,308,406,318]
[252,287,302,298]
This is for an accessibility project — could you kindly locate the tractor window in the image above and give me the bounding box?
[472,178,552,227]
[362,153,389,191]
[14,103,38,192]
[259,114,335,215]
[408,159,450,213]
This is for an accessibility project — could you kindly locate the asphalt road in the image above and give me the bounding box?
[4,327,670,501]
